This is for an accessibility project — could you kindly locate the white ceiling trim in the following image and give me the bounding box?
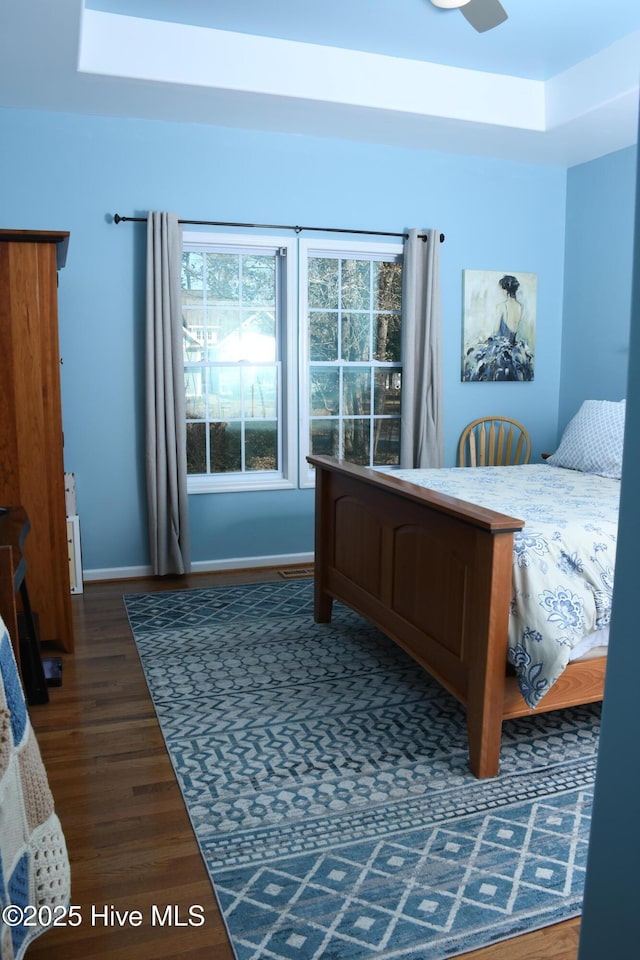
[546,31,640,130]
[74,9,640,166]
[78,10,545,131]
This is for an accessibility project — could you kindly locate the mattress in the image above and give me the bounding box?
[388,463,619,706]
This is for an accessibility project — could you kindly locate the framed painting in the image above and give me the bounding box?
[462,269,537,381]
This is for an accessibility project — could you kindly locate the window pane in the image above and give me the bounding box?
[374,370,402,414]
[185,368,205,419]
[309,311,338,361]
[343,419,370,464]
[243,255,275,303]
[186,422,206,473]
[308,258,338,309]
[372,419,400,466]
[206,309,276,362]
[206,253,239,301]
[310,368,339,416]
[242,307,276,339]
[246,423,278,471]
[374,313,401,362]
[343,369,371,416]
[374,261,402,311]
[203,307,237,357]
[240,308,276,361]
[341,312,370,361]
[181,251,205,301]
[183,314,206,350]
[212,328,274,363]
[209,422,241,473]
[244,367,278,419]
[341,259,370,310]
[310,419,339,457]
[208,367,241,419]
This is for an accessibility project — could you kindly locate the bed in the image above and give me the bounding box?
[0,550,71,959]
[308,399,625,778]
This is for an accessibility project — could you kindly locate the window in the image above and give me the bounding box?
[181,233,297,493]
[181,233,404,493]
[299,239,404,485]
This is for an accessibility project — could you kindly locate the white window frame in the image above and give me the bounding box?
[183,231,298,494]
[298,238,404,488]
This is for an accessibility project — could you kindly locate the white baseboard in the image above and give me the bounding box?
[83,564,153,582]
[82,552,315,583]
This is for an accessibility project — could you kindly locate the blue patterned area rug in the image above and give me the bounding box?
[124,579,599,960]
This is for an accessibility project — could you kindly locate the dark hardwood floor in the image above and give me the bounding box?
[26,569,580,959]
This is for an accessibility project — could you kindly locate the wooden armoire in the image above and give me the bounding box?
[0,230,74,653]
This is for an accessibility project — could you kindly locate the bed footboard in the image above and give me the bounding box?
[308,455,525,778]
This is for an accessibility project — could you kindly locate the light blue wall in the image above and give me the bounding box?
[578,123,640,960]
[559,146,637,433]
[0,106,579,575]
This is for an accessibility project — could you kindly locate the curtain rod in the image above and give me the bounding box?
[112,214,444,243]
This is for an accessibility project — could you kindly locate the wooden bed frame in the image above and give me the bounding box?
[308,455,606,778]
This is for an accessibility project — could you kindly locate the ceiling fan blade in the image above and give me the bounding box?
[460,0,508,32]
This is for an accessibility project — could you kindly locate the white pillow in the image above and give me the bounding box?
[547,399,626,479]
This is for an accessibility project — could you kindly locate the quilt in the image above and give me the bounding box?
[0,619,70,960]
[389,464,619,708]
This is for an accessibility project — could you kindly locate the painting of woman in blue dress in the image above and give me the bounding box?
[462,270,536,382]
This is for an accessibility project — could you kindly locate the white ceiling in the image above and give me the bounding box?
[1,0,640,166]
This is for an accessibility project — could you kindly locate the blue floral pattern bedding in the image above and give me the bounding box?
[388,464,620,708]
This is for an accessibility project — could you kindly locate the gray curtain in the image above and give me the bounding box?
[146,211,191,574]
[400,228,444,468]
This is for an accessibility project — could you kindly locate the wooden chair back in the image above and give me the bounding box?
[458,416,531,467]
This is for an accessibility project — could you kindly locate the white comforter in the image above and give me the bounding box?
[389,464,619,707]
